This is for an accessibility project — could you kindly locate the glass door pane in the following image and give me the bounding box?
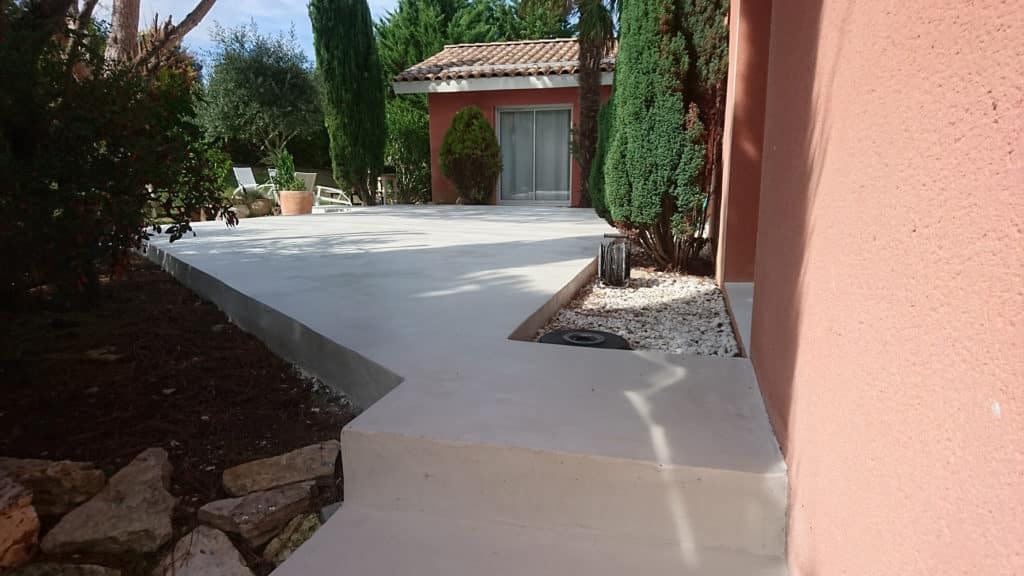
[534,109,571,202]
[499,111,534,202]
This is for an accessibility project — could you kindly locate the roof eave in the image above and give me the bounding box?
[393,71,615,95]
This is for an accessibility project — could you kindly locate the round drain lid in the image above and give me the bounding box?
[539,329,630,350]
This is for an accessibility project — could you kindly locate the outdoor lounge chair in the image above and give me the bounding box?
[314,183,354,210]
[232,167,275,201]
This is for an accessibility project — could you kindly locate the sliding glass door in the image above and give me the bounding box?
[498,107,571,204]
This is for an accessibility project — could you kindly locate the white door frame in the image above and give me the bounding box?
[495,104,574,206]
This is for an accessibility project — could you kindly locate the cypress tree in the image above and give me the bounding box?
[603,0,727,270]
[589,95,614,221]
[309,0,386,204]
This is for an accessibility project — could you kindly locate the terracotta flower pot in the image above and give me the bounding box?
[278,190,314,216]
[248,198,274,217]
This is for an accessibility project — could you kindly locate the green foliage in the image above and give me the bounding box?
[439,106,502,203]
[271,149,304,191]
[590,95,615,221]
[377,0,447,85]
[0,6,235,301]
[603,0,727,269]
[496,0,576,40]
[385,98,432,203]
[310,0,387,200]
[200,23,321,159]
[447,0,574,43]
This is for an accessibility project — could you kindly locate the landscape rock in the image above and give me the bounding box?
[11,563,121,576]
[222,440,339,496]
[0,458,106,516]
[319,502,342,523]
[262,513,320,565]
[1,472,39,570]
[152,526,252,576]
[198,482,313,546]
[41,448,176,556]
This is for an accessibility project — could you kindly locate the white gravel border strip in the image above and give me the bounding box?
[539,271,740,357]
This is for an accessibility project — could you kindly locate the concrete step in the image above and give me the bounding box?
[274,504,789,576]
[338,349,788,559]
[342,425,787,558]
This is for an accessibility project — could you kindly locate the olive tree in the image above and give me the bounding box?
[200,23,322,160]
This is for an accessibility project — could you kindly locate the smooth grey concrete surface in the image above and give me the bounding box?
[725,282,754,356]
[148,207,607,405]
[275,504,789,576]
[147,207,787,573]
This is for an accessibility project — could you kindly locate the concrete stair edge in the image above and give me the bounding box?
[273,502,789,576]
[342,426,788,557]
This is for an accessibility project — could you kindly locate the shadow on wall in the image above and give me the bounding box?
[750,0,830,450]
[748,0,842,573]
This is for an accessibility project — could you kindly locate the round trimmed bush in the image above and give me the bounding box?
[439,105,502,203]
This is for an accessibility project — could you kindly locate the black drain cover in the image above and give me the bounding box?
[539,329,630,350]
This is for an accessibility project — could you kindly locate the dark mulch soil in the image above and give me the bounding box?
[0,256,356,574]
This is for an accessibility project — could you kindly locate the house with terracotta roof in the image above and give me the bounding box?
[393,38,616,206]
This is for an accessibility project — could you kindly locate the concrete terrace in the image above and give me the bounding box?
[146,206,787,575]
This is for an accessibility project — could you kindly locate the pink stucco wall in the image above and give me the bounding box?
[716,0,771,284]
[427,85,612,206]
[751,1,1023,574]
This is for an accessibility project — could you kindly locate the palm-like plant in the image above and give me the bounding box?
[528,0,617,208]
[575,0,617,208]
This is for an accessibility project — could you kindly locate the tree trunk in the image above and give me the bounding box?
[576,35,602,209]
[358,178,377,206]
[104,0,140,64]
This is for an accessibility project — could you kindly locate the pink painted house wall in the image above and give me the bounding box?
[716,0,771,283]
[427,85,612,206]
[748,1,1024,574]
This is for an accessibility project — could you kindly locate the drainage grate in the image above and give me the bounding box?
[538,329,631,350]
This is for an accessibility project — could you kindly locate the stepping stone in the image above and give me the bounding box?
[152,526,252,576]
[0,458,106,516]
[262,513,320,565]
[11,564,121,576]
[0,471,39,570]
[198,482,313,547]
[41,448,176,555]
[222,441,339,496]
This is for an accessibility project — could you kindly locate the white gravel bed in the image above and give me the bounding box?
[539,269,740,356]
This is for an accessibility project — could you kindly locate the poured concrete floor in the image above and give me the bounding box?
[147,206,786,574]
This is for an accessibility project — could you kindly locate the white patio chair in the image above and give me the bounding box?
[232,167,275,201]
[315,183,355,208]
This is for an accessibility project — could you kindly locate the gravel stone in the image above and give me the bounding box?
[541,270,739,357]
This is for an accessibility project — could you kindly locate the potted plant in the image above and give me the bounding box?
[272,149,313,215]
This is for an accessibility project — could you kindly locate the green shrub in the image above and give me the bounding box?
[385,97,432,203]
[590,95,615,221]
[0,7,235,302]
[439,106,502,203]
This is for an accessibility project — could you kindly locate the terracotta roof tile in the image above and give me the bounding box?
[394,38,617,82]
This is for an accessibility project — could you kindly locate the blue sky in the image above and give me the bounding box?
[98,0,400,61]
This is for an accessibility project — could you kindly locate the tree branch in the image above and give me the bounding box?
[64,0,100,78]
[165,0,217,43]
[132,0,216,72]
